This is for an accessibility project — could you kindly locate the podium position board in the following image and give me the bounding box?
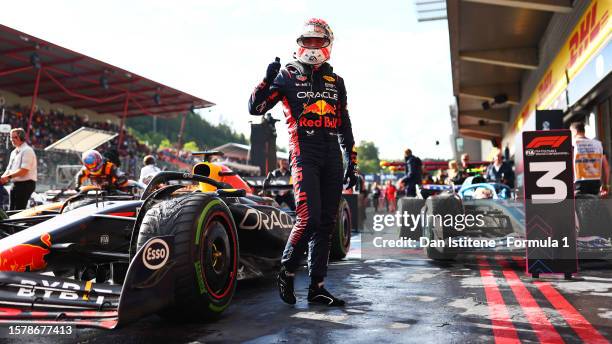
[522,130,577,277]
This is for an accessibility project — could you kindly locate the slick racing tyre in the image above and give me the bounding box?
[330,197,352,260]
[423,196,461,261]
[137,193,239,320]
[398,197,425,240]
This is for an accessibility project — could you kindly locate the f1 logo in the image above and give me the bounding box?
[526,135,568,149]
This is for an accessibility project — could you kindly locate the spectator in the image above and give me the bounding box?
[1,128,37,210]
[452,153,472,184]
[139,155,161,185]
[485,150,515,188]
[400,148,422,197]
[371,182,382,212]
[446,160,460,185]
[384,180,397,212]
[570,121,610,196]
[460,153,470,170]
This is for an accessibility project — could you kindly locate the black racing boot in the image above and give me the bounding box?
[307,284,346,307]
[277,266,296,305]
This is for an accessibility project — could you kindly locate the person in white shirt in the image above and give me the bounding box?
[1,128,37,210]
[570,121,610,196]
[139,155,161,185]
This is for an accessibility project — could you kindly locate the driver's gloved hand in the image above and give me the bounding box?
[265,57,281,83]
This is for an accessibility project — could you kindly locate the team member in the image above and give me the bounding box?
[570,122,610,196]
[76,150,128,191]
[248,18,357,306]
[139,155,161,185]
[485,150,514,188]
[269,159,296,211]
[0,128,37,210]
[400,148,422,197]
[384,180,397,212]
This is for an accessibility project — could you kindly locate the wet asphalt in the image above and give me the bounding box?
[5,209,612,344]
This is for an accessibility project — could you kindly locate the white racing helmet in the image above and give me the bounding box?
[296,18,334,65]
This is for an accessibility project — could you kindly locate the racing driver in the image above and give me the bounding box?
[76,150,128,191]
[248,18,358,306]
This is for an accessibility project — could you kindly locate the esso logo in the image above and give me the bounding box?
[142,238,170,270]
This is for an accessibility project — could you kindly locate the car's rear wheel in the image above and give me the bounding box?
[423,196,461,261]
[330,198,352,260]
[137,193,238,320]
[398,197,425,240]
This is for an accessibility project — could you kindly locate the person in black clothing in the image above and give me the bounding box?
[400,148,422,197]
[270,159,296,210]
[485,151,515,188]
[248,18,357,306]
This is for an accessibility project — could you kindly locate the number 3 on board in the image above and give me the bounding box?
[529,161,567,204]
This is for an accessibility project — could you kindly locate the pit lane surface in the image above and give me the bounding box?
[7,240,612,343]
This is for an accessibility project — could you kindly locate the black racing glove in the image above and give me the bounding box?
[265,57,281,83]
[343,148,358,190]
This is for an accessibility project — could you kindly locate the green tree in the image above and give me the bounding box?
[126,111,248,151]
[159,139,173,149]
[355,141,380,174]
[182,141,199,152]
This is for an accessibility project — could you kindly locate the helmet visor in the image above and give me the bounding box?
[297,36,330,49]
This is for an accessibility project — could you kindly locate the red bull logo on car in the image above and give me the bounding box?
[302,100,336,116]
[0,233,51,272]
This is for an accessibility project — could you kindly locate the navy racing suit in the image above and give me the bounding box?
[248,60,355,280]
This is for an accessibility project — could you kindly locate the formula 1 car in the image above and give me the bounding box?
[0,153,352,329]
[0,182,144,237]
[398,176,612,261]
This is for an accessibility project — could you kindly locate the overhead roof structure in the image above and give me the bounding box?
[0,24,213,120]
[446,0,574,141]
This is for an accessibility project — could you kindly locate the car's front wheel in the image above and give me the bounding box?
[137,193,238,320]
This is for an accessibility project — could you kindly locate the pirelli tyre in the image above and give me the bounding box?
[137,193,238,320]
[330,197,352,260]
[398,197,425,240]
[423,195,461,261]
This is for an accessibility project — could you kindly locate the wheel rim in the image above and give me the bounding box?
[198,211,236,300]
[210,238,226,274]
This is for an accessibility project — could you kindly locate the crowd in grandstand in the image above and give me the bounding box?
[4,105,148,155]
[1,105,196,183]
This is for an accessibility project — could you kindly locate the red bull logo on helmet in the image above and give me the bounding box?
[0,233,51,272]
[302,100,336,116]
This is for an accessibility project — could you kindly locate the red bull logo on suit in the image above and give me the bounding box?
[302,100,336,116]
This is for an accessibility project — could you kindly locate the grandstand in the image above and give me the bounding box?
[0,24,214,189]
